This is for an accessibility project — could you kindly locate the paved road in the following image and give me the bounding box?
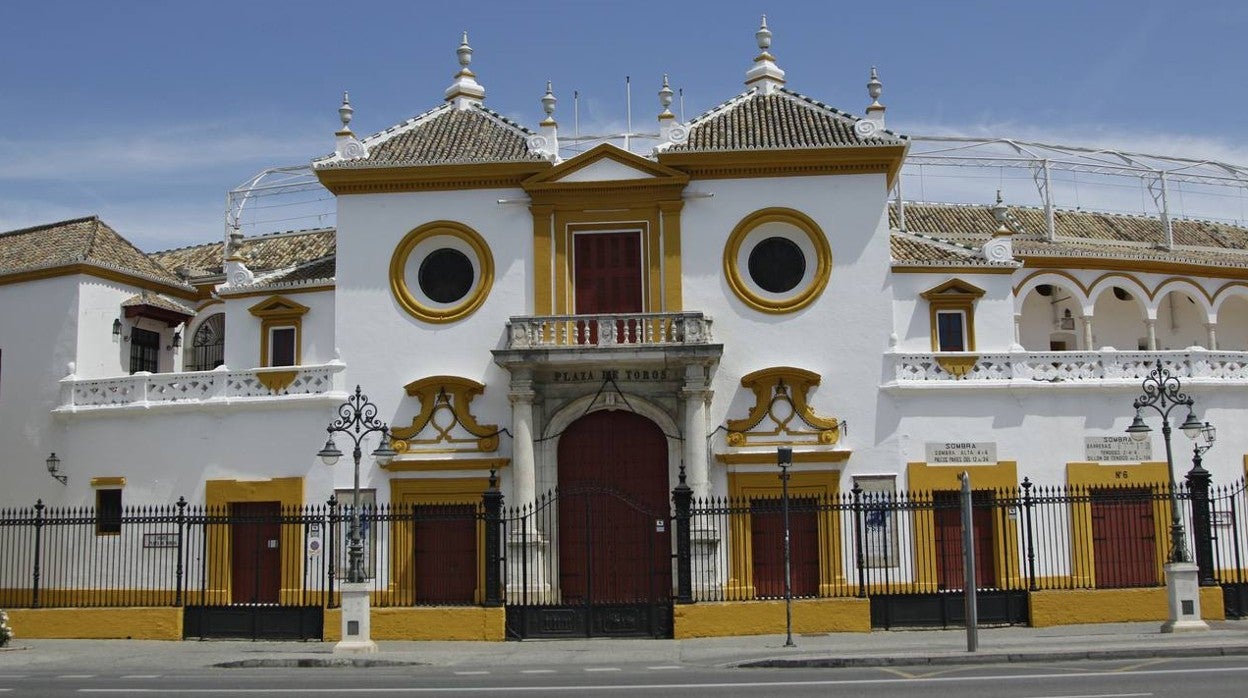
[2,656,1247,697]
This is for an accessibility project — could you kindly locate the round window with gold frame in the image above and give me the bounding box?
[723,208,830,314]
[389,221,494,323]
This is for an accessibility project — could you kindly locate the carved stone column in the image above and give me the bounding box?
[1206,322,1218,350]
[1146,319,1158,351]
[680,364,713,499]
[509,369,537,508]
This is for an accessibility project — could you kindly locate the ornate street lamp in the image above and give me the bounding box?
[319,385,396,584]
[1125,366,1204,563]
[777,446,795,648]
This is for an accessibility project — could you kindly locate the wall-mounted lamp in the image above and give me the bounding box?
[112,318,123,339]
[167,331,182,350]
[46,452,67,485]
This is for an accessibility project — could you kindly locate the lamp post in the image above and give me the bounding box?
[1187,421,1217,586]
[777,446,795,648]
[317,385,396,652]
[1124,366,1205,563]
[1124,365,1210,632]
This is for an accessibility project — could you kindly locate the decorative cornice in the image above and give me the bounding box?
[315,161,551,195]
[0,261,198,300]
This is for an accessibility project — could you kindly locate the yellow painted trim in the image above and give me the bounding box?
[658,145,907,189]
[256,370,298,392]
[531,205,555,315]
[389,221,494,324]
[383,457,510,472]
[391,375,500,452]
[725,366,839,446]
[315,161,552,195]
[921,278,984,352]
[726,470,844,598]
[389,477,492,605]
[523,142,690,188]
[1065,461,1171,587]
[1153,276,1215,305]
[90,476,126,488]
[5,608,182,640]
[1029,587,1224,627]
[0,263,198,300]
[905,461,1020,592]
[659,200,684,311]
[723,208,831,314]
[248,295,310,368]
[204,477,304,604]
[716,451,850,464]
[1085,272,1151,304]
[1012,269,1091,298]
[673,597,869,638]
[1022,255,1248,280]
[934,355,979,378]
[324,606,505,641]
[216,284,335,300]
[892,265,1016,275]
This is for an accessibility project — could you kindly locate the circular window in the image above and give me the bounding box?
[748,237,805,293]
[418,248,474,303]
[724,208,831,314]
[390,221,493,323]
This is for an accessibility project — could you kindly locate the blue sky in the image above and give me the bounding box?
[2,1,1246,251]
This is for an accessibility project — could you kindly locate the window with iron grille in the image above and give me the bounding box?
[188,313,225,371]
[129,327,159,374]
[96,489,122,535]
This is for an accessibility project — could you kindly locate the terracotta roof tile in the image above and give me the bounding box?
[121,290,196,316]
[150,228,335,281]
[0,216,189,287]
[663,87,905,153]
[890,233,993,265]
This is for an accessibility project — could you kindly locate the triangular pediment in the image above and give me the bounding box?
[920,278,986,300]
[524,143,689,189]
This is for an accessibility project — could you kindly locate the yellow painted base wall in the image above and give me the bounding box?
[1030,587,1225,627]
[6,608,182,640]
[674,598,870,639]
[323,606,505,641]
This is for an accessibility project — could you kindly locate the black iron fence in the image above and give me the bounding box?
[1,476,1246,611]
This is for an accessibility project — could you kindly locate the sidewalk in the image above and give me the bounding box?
[2,621,1247,672]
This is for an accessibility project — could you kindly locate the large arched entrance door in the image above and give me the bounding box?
[555,410,673,637]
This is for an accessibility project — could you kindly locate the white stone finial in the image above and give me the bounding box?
[992,189,1009,227]
[445,31,486,109]
[745,16,785,93]
[338,91,354,133]
[541,80,557,125]
[865,66,886,127]
[984,190,1016,262]
[658,74,674,119]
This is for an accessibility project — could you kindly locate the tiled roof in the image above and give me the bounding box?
[890,232,1000,266]
[889,202,1248,268]
[661,87,905,153]
[239,255,335,291]
[121,290,196,316]
[317,103,544,168]
[0,216,189,287]
[149,228,335,281]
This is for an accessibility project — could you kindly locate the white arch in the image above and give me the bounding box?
[1212,284,1248,316]
[1087,275,1152,318]
[1152,279,1214,319]
[1013,273,1090,316]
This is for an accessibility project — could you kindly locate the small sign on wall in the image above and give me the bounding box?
[925,442,997,465]
[1084,436,1152,463]
[142,533,180,549]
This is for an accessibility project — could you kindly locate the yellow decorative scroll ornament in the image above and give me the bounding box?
[725,366,839,447]
[390,376,500,453]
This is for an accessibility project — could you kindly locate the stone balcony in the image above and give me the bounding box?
[495,312,722,371]
[54,361,347,415]
[885,349,1248,391]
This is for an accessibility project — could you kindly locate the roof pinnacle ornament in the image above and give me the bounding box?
[658,74,675,119]
[333,90,368,160]
[745,15,785,94]
[984,189,1017,262]
[865,67,886,127]
[337,91,354,134]
[530,80,560,161]
[445,31,486,109]
[540,80,557,126]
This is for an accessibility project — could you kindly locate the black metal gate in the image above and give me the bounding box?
[503,488,673,639]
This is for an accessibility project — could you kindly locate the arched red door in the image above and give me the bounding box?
[557,410,672,607]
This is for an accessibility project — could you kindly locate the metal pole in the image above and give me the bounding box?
[1160,418,1189,563]
[960,471,978,652]
[350,443,362,583]
[778,447,794,647]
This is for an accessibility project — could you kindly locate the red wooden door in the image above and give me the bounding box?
[1091,488,1157,587]
[557,411,671,604]
[414,504,477,604]
[231,501,281,604]
[750,498,819,598]
[573,232,643,343]
[933,491,996,590]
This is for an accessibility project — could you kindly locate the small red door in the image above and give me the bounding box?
[750,498,819,598]
[934,491,996,590]
[414,505,478,604]
[573,231,643,343]
[558,411,671,605]
[231,501,281,604]
[1091,488,1157,587]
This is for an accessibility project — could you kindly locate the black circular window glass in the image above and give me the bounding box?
[747,236,805,293]
[418,248,474,304]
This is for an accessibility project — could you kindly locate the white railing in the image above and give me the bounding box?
[56,362,346,412]
[505,312,714,349]
[887,349,1248,387]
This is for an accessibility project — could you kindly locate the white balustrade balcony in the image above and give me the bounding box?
[505,312,714,349]
[55,361,346,415]
[886,349,1248,390]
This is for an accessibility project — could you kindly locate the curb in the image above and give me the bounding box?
[738,644,1248,668]
[215,659,423,668]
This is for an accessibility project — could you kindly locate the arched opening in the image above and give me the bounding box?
[1154,289,1207,350]
[1218,295,1248,350]
[1090,285,1148,350]
[186,313,225,371]
[1018,283,1081,350]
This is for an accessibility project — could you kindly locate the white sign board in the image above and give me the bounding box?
[1084,436,1152,463]
[925,442,997,465]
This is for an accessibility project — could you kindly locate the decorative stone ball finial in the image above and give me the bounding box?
[457,31,473,70]
[338,92,354,131]
[868,67,883,104]
[541,80,556,119]
[756,15,771,51]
